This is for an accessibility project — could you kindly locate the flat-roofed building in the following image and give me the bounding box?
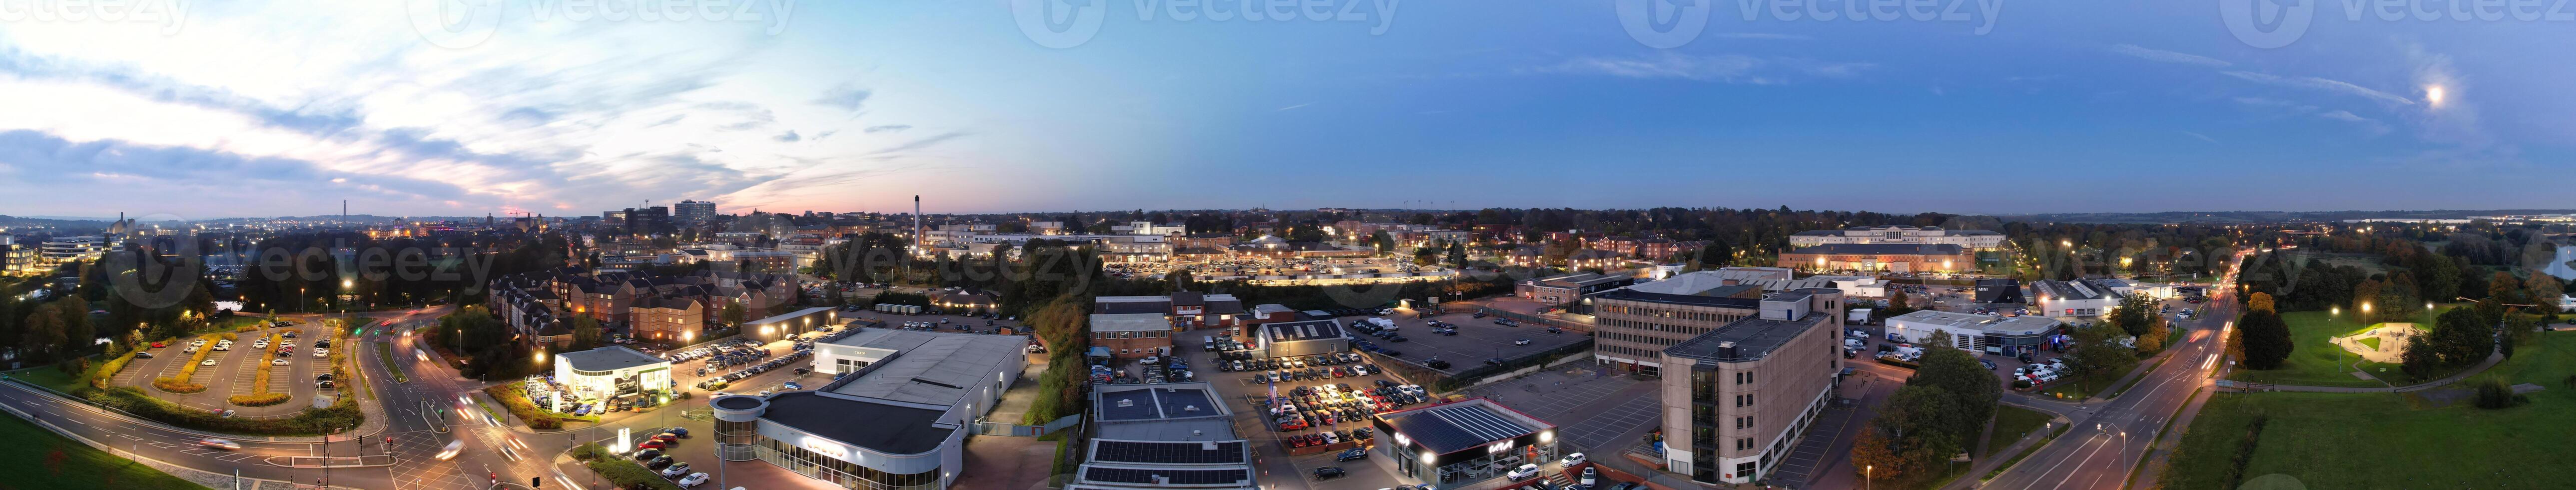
[1256,319,1348,358]
[1787,225,2006,250]
[1778,243,1975,274]
[2030,278,2126,318]
[1514,272,1637,304]
[1657,288,1846,485]
[1885,310,2062,356]
[1584,268,1799,375]
[723,327,1029,490]
[1370,398,1560,486]
[1072,382,1256,490]
[1090,313,1176,360]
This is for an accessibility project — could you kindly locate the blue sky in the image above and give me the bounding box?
[0,0,2561,218]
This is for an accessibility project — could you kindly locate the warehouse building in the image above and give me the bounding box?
[1069,383,1256,490]
[1255,320,1348,358]
[715,328,1030,490]
[1884,310,2062,357]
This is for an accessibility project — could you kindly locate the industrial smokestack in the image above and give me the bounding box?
[910,195,922,275]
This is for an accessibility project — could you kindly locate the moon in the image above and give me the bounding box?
[2425,85,2447,107]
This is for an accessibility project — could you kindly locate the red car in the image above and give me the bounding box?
[150,341,167,348]
[637,440,668,450]
[651,433,679,443]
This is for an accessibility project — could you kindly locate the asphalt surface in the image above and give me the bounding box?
[1981,254,2246,490]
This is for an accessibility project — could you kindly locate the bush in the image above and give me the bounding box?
[585,456,681,490]
[570,442,611,462]
[80,386,362,436]
[2471,378,2523,410]
[227,393,290,406]
[484,384,563,430]
[151,378,207,394]
[90,351,139,390]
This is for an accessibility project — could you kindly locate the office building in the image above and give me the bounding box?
[719,328,1029,490]
[1657,288,1845,485]
[1089,313,1177,360]
[39,236,106,264]
[552,346,675,405]
[623,206,673,234]
[1584,268,1799,375]
[1787,225,2007,250]
[1777,243,1975,274]
[2030,278,2127,318]
[675,200,718,224]
[1514,272,1636,304]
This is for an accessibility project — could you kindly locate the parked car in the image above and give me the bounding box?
[1559,452,1587,466]
[1335,448,1368,461]
[660,463,693,478]
[676,472,710,488]
[1312,467,1348,480]
[1506,464,1543,481]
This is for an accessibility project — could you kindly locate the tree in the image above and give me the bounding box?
[719,302,746,327]
[2108,294,2159,336]
[58,302,93,356]
[1849,421,1908,482]
[20,304,66,363]
[2064,322,2142,384]
[570,316,604,352]
[1883,288,1914,316]
[2236,308,2294,370]
[2399,334,2438,378]
[2246,292,2275,315]
[2428,306,2494,366]
[1446,242,1467,268]
[1906,330,1997,438]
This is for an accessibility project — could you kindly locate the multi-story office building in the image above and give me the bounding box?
[1787,225,2007,250]
[674,200,717,224]
[1584,268,1794,375]
[39,236,107,264]
[1777,243,1977,274]
[0,236,33,273]
[623,206,673,234]
[1657,288,1845,486]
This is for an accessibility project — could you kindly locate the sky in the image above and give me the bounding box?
[0,0,2564,220]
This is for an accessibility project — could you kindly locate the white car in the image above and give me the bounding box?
[190,339,206,346]
[271,358,289,366]
[1506,464,1542,481]
[200,359,217,366]
[314,348,329,358]
[1512,338,1532,346]
[676,472,710,488]
[660,462,692,478]
[1559,452,1587,466]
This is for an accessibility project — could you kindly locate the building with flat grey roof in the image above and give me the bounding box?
[1073,382,1255,490]
[551,346,672,403]
[1656,288,1846,486]
[709,326,1030,490]
[1885,310,2062,356]
[1585,268,1806,374]
[1788,225,2006,250]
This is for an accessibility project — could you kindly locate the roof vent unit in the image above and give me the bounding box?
[1115,399,1135,408]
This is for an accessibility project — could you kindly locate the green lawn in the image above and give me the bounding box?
[0,410,204,490]
[2228,310,2446,388]
[374,342,408,384]
[2164,330,2576,490]
[1984,406,2053,458]
[7,362,94,394]
[2356,336,2380,350]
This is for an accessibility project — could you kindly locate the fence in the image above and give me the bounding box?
[970,414,1083,438]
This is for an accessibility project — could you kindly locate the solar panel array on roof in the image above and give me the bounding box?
[1090,440,1247,464]
[1081,467,1250,485]
[1263,320,1343,342]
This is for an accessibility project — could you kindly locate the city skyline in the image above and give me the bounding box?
[0,2,2563,217]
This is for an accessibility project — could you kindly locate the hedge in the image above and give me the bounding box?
[152,334,232,394]
[79,385,361,436]
[585,456,681,490]
[484,384,563,430]
[227,332,289,406]
[90,350,139,390]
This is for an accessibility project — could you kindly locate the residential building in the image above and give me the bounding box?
[1787,225,2007,250]
[1777,243,1975,274]
[1092,292,1248,330]
[1657,288,1845,485]
[1090,313,1176,360]
[622,206,673,234]
[629,296,706,344]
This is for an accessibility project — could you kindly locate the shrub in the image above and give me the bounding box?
[484,384,563,430]
[227,392,290,406]
[90,351,139,390]
[2471,378,2522,410]
[570,442,611,462]
[151,378,207,394]
[585,457,681,490]
[80,386,363,436]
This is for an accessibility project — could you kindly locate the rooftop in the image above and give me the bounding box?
[1261,320,1345,343]
[756,391,954,454]
[1786,243,1968,255]
[1090,313,1173,333]
[1376,398,1553,456]
[820,328,1028,406]
[1888,310,2062,336]
[1665,308,1830,365]
[1623,268,1796,296]
[554,346,668,373]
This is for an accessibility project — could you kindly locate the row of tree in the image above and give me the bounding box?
[1851,330,2002,484]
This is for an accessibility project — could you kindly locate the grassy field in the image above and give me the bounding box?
[2228,308,2451,388]
[1985,406,2053,458]
[7,362,94,394]
[2163,331,2576,490]
[0,410,204,490]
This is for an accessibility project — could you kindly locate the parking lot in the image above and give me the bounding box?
[1172,338,1434,490]
[1338,308,1591,376]
[120,318,334,417]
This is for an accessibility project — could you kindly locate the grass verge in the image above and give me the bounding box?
[1984,406,2052,458]
[228,331,290,406]
[0,409,204,490]
[375,342,408,384]
[484,384,563,430]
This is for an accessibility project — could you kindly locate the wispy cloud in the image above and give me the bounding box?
[863,124,913,134]
[1531,52,1872,84]
[2223,71,2415,106]
[2108,44,2231,67]
[2182,131,2218,143]
[1277,102,1314,112]
[814,84,873,112]
[774,130,802,142]
[1710,33,1811,40]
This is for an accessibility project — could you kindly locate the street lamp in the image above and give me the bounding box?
[1865,464,1873,490]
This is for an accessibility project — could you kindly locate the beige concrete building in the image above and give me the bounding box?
[1788,225,2007,250]
[1584,268,1793,375]
[1656,288,1846,486]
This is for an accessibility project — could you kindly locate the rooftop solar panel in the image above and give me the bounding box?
[1091,440,1247,464]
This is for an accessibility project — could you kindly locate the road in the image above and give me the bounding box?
[1981,252,2247,490]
